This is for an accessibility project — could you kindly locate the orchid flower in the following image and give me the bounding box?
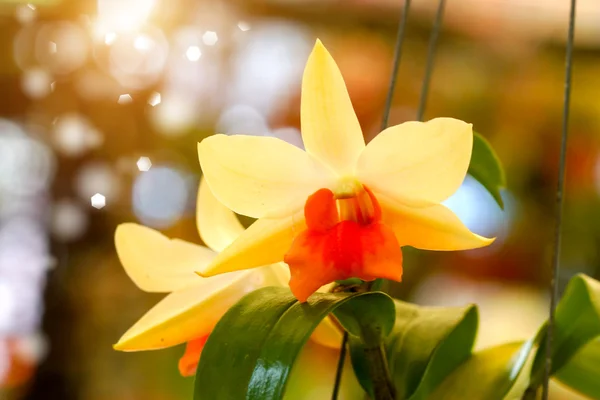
[113,179,341,376]
[198,40,494,302]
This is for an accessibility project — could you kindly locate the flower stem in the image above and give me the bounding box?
[364,344,396,400]
[521,387,538,400]
[543,0,576,398]
[331,331,349,400]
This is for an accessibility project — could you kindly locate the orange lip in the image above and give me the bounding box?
[284,187,403,302]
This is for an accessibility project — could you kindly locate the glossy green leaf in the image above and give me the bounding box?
[469,132,506,209]
[193,287,395,400]
[429,341,535,400]
[348,300,478,399]
[554,335,600,397]
[529,274,600,390]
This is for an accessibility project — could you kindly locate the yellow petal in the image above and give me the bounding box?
[114,266,284,350]
[115,223,216,293]
[199,212,306,276]
[198,135,332,218]
[285,341,365,400]
[196,177,244,252]
[377,193,494,251]
[356,118,473,205]
[311,317,343,349]
[267,262,292,286]
[301,39,365,175]
[308,282,343,349]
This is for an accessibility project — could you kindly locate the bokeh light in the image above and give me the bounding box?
[52,114,103,157]
[0,122,55,198]
[90,193,106,209]
[75,162,121,204]
[132,166,192,229]
[147,91,161,106]
[185,46,201,62]
[202,31,218,46]
[149,91,199,136]
[108,27,169,89]
[15,4,37,25]
[226,21,311,117]
[217,104,269,136]
[34,22,89,75]
[96,0,157,34]
[117,94,133,104]
[51,199,89,242]
[20,67,52,99]
[136,157,152,172]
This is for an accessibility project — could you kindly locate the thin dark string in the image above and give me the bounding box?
[542,0,576,399]
[416,0,447,122]
[331,331,349,400]
[380,0,412,131]
[333,2,412,398]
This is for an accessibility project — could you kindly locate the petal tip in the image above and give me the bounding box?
[113,340,127,351]
[310,38,329,58]
[483,235,496,245]
[194,270,210,278]
[473,234,496,249]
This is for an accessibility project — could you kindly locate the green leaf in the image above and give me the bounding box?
[555,338,600,398]
[469,132,506,209]
[529,274,600,390]
[442,274,600,398]
[348,300,478,399]
[408,304,479,400]
[429,341,535,400]
[193,287,395,400]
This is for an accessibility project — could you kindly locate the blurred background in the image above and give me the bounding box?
[0,0,599,399]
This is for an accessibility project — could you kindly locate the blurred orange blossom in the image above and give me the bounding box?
[112,179,341,376]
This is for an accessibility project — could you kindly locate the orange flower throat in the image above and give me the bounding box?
[284,185,403,302]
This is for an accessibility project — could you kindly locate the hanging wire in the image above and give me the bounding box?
[331,331,349,400]
[380,0,413,131]
[542,0,577,399]
[332,1,413,398]
[416,0,447,121]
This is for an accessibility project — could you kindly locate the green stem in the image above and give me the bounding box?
[364,344,396,400]
[521,387,538,400]
[330,281,395,399]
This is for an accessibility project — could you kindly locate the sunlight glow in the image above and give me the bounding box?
[96,0,157,34]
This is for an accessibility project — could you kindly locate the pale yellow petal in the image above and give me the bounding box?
[198,135,332,218]
[196,177,244,252]
[301,39,365,175]
[266,262,292,286]
[114,266,284,350]
[311,317,343,349]
[356,118,473,205]
[307,282,343,348]
[285,341,365,400]
[378,193,494,251]
[115,223,216,293]
[199,212,306,276]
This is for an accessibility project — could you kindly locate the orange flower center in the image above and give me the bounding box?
[284,185,403,302]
